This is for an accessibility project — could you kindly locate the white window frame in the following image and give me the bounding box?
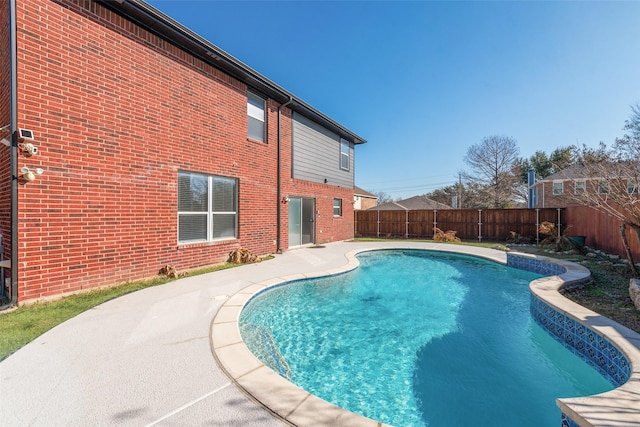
[628,180,639,194]
[247,91,265,142]
[598,180,610,194]
[552,181,563,196]
[574,180,586,195]
[340,138,350,171]
[333,198,342,216]
[178,171,238,243]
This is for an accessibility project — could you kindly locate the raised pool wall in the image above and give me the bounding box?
[508,252,640,427]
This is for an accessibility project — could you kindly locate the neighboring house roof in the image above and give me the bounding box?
[354,186,377,198]
[369,195,452,210]
[102,0,366,146]
[535,165,589,182]
[535,162,639,184]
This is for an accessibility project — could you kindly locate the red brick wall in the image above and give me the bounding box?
[15,0,355,302]
[281,179,355,248]
[0,0,11,272]
[533,181,580,208]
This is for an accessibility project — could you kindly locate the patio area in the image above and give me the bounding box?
[1,240,638,426]
[2,241,483,426]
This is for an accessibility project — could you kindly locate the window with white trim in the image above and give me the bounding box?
[628,180,638,194]
[574,180,586,195]
[598,180,610,194]
[552,181,563,195]
[178,172,238,243]
[333,198,342,216]
[247,91,265,142]
[340,138,350,171]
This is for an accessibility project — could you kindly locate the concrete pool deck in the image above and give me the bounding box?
[1,241,639,426]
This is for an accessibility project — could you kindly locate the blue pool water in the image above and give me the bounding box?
[239,250,613,426]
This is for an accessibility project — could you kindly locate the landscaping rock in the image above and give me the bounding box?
[630,279,640,310]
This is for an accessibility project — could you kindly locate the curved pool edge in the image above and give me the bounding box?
[211,243,640,426]
[210,245,387,427]
[511,251,640,427]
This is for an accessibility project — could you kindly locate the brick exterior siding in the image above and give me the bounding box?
[531,181,574,208]
[6,0,356,302]
[532,180,602,208]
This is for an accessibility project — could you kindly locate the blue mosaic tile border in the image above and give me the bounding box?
[507,253,566,276]
[531,296,631,387]
[532,295,632,427]
[561,413,580,427]
[508,253,632,426]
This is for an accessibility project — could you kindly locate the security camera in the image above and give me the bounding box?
[21,142,38,156]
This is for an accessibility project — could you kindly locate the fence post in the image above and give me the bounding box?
[478,209,483,242]
[377,210,380,238]
[354,210,357,237]
[433,209,437,237]
[535,208,540,245]
[556,208,562,238]
[405,210,409,239]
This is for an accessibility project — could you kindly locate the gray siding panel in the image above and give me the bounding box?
[292,113,354,188]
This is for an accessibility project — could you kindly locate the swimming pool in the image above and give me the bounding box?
[238,250,613,426]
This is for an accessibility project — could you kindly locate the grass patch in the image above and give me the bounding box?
[0,258,272,361]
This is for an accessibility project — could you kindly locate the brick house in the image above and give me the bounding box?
[353,186,377,210]
[0,0,365,304]
[530,164,639,208]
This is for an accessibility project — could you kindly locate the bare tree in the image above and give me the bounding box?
[560,105,640,276]
[374,191,394,205]
[464,135,520,208]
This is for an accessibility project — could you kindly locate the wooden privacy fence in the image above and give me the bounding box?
[355,206,640,262]
[355,208,562,242]
[564,205,640,263]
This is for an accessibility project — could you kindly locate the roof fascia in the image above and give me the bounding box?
[98,0,366,145]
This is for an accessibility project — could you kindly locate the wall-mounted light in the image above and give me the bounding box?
[20,166,43,182]
[281,196,290,204]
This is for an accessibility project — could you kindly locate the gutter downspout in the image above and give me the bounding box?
[276,96,292,254]
[1,0,18,309]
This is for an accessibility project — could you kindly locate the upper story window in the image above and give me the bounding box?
[333,198,342,216]
[574,180,586,195]
[628,180,639,194]
[178,171,238,243]
[598,180,610,194]
[552,181,563,195]
[340,138,350,171]
[247,91,265,142]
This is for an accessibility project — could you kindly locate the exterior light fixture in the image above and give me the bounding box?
[20,166,43,182]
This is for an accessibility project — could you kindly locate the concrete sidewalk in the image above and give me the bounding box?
[0,241,505,426]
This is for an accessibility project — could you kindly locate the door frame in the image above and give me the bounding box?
[288,196,315,248]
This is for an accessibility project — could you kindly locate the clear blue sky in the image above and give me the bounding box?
[146,0,640,200]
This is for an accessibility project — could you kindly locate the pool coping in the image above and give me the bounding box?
[516,252,640,427]
[210,243,640,426]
